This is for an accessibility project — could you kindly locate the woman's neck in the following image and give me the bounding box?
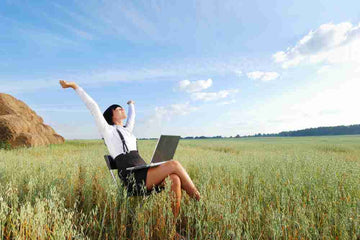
[113,120,124,126]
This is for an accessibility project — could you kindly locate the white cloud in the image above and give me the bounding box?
[138,102,198,137]
[191,89,239,101]
[40,12,93,40]
[0,14,80,49]
[1,58,248,94]
[155,102,198,119]
[177,78,212,93]
[273,22,360,68]
[52,122,99,139]
[32,104,88,113]
[317,65,331,74]
[233,70,243,77]
[130,102,199,137]
[247,71,279,81]
[229,64,360,136]
[72,0,190,44]
[217,99,237,105]
[247,71,263,80]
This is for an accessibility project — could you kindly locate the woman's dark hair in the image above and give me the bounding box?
[103,104,122,125]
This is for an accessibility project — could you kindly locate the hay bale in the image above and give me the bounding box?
[0,93,64,148]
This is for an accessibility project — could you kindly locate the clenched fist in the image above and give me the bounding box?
[59,80,78,90]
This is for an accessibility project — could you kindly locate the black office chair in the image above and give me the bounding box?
[104,154,165,196]
[104,154,140,238]
[104,155,119,186]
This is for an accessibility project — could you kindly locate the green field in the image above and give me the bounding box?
[0,136,360,239]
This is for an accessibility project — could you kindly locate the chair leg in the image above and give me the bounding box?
[109,170,118,186]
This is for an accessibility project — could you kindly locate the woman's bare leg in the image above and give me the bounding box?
[146,160,201,201]
[168,174,181,218]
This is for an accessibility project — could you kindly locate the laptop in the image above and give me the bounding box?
[126,135,180,171]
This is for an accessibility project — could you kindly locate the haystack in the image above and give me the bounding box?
[0,93,64,148]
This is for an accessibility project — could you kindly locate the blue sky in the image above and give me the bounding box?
[1,0,360,139]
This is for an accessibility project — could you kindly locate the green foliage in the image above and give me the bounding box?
[0,141,11,150]
[0,136,359,239]
[245,124,360,137]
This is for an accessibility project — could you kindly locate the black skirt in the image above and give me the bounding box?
[114,151,164,196]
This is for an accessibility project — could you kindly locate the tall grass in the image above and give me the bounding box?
[0,136,359,239]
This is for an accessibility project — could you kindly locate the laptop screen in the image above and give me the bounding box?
[151,135,180,163]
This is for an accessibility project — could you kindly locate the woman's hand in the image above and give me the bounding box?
[59,80,78,90]
[127,100,135,105]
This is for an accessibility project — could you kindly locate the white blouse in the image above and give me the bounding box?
[75,86,137,159]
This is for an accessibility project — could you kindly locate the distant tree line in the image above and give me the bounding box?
[137,124,360,140]
[238,124,360,138]
[182,136,222,139]
[138,136,223,140]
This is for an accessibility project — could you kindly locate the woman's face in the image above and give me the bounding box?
[112,106,127,123]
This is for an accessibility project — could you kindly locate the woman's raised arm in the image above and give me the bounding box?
[125,100,135,132]
[59,80,111,137]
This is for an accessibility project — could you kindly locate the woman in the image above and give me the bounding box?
[59,80,201,218]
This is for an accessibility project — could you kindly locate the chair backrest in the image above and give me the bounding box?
[104,155,118,186]
[104,155,117,169]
